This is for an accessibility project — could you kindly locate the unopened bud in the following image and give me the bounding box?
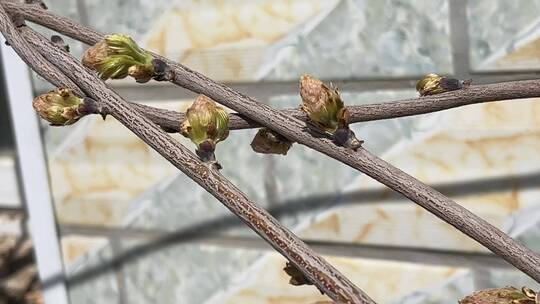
[299,75,362,150]
[82,34,154,83]
[300,74,348,133]
[32,89,88,126]
[459,286,538,304]
[416,73,471,96]
[180,95,229,157]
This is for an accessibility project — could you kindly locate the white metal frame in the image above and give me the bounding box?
[1,38,69,304]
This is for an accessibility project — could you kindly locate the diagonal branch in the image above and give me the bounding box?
[6,2,540,132]
[6,0,540,287]
[9,1,540,283]
[0,6,375,304]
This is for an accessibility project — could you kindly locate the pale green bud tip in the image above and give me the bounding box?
[459,286,538,304]
[82,34,154,82]
[299,74,347,133]
[32,89,86,126]
[180,95,230,151]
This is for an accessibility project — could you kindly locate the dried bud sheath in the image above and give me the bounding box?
[283,262,325,295]
[250,128,292,155]
[283,261,314,287]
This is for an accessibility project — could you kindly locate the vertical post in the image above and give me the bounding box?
[449,0,471,79]
[0,37,69,304]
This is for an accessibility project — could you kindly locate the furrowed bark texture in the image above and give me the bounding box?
[59,80,540,133]
[6,1,540,283]
[114,78,540,133]
[6,1,540,132]
[0,7,374,304]
[165,66,540,283]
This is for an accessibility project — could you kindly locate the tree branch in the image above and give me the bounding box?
[106,78,540,133]
[6,1,540,133]
[0,6,375,303]
[7,1,540,284]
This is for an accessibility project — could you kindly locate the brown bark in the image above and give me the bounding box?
[4,1,540,285]
[6,1,540,132]
[0,5,374,303]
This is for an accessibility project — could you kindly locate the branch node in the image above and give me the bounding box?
[50,35,69,53]
[195,148,222,170]
[24,0,48,10]
[11,14,26,28]
[151,58,174,82]
[82,97,109,120]
[283,262,324,295]
[333,127,363,151]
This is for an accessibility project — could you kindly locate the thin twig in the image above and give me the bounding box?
[9,2,540,283]
[10,4,540,282]
[165,58,540,284]
[6,2,540,132]
[0,7,375,304]
[109,77,540,133]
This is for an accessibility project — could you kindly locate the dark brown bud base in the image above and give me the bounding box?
[333,127,363,151]
[196,140,222,170]
[439,77,471,92]
[51,35,70,53]
[283,262,324,295]
[82,97,108,121]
